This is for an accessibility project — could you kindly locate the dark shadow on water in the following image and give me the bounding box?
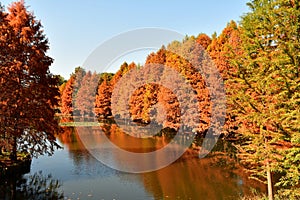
[0,171,64,200]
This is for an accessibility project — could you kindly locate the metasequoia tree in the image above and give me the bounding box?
[61,76,75,115]
[95,75,112,118]
[75,71,99,117]
[208,21,242,136]
[0,1,60,160]
[196,33,212,50]
[229,0,300,199]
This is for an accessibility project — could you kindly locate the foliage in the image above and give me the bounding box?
[95,76,112,118]
[0,171,64,200]
[196,33,212,50]
[61,76,74,115]
[229,0,300,198]
[208,21,242,136]
[0,1,60,160]
[75,71,99,116]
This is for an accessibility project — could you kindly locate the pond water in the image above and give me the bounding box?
[0,123,265,200]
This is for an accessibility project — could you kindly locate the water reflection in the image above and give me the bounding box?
[142,157,259,200]
[57,127,93,167]
[2,122,265,199]
[55,124,265,199]
[0,171,63,200]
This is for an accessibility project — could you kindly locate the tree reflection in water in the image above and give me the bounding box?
[0,171,63,200]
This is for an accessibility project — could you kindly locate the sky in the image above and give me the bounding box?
[2,0,250,79]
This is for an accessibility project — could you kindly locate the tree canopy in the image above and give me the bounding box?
[0,1,60,160]
[229,0,300,199]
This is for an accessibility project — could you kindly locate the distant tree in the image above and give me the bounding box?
[98,72,114,84]
[230,0,300,199]
[196,33,212,50]
[146,46,167,65]
[167,37,210,133]
[59,67,85,116]
[111,62,136,119]
[71,67,86,115]
[128,49,166,123]
[110,62,129,87]
[95,76,112,118]
[59,82,66,96]
[75,71,99,117]
[208,21,242,136]
[54,75,66,86]
[208,21,241,79]
[0,1,60,160]
[61,76,75,115]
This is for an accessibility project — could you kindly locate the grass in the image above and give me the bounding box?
[59,121,100,127]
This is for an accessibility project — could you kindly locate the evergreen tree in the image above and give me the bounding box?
[230,0,300,198]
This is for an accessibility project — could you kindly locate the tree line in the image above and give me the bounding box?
[60,1,300,198]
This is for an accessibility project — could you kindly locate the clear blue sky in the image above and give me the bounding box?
[2,0,249,79]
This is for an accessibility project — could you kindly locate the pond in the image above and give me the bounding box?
[0,122,265,200]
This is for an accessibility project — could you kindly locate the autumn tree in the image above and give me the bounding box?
[0,1,60,160]
[128,49,166,123]
[61,76,75,115]
[208,21,241,80]
[74,71,99,117]
[110,62,130,87]
[167,36,211,133]
[208,21,242,136]
[111,62,136,119]
[0,3,13,155]
[95,75,112,118]
[72,67,86,95]
[60,67,86,116]
[230,0,300,199]
[196,33,212,50]
[71,67,86,115]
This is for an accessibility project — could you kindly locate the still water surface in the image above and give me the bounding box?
[2,124,265,199]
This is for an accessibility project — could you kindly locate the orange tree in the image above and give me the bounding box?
[0,1,60,160]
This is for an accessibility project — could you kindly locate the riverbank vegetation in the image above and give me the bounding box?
[0,0,299,199]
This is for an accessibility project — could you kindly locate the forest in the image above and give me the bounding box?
[0,0,300,199]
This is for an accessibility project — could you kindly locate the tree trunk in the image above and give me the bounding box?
[10,136,17,161]
[267,161,273,200]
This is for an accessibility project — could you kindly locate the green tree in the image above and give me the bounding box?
[230,0,300,199]
[55,75,66,86]
[0,1,60,160]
